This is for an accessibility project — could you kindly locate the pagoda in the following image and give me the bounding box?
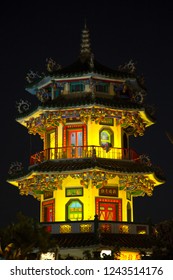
[8,25,165,260]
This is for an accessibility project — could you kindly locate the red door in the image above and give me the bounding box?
[44,205,53,222]
[68,129,83,158]
[99,202,117,221]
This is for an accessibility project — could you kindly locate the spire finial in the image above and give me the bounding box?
[80,22,91,59]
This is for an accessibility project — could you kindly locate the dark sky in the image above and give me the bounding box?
[1,1,173,227]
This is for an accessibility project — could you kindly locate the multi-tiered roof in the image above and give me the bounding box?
[8,25,164,200]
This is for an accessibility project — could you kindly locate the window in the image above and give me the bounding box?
[66,199,83,221]
[70,82,84,92]
[99,128,113,148]
[54,86,63,98]
[101,131,111,144]
[96,82,109,93]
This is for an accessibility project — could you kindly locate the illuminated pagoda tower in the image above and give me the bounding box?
[8,25,165,259]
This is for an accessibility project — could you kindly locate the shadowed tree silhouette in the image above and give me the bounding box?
[0,212,56,259]
[141,219,173,259]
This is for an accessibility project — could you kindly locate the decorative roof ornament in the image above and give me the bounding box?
[139,154,152,166]
[121,80,146,104]
[132,92,144,104]
[72,171,112,189]
[16,99,31,114]
[119,174,154,196]
[8,162,23,176]
[26,70,42,83]
[36,89,50,103]
[46,58,61,73]
[118,60,136,74]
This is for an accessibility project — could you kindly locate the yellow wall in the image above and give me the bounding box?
[58,123,63,147]
[87,120,122,148]
[40,116,133,223]
[40,175,134,222]
[44,118,123,150]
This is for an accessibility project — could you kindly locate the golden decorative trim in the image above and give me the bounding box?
[25,108,146,137]
[16,171,155,200]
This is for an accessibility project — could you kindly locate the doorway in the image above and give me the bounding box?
[68,129,83,157]
[96,198,122,221]
[99,202,120,221]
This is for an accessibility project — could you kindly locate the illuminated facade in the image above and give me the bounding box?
[8,25,165,259]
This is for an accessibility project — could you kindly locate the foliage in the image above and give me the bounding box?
[141,219,173,260]
[152,219,173,259]
[0,212,56,259]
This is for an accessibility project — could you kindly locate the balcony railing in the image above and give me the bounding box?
[30,146,138,165]
[41,220,149,235]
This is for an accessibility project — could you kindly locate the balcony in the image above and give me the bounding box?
[30,146,139,165]
[41,220,150,235]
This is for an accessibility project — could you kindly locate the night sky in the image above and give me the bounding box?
[1,1,173,227]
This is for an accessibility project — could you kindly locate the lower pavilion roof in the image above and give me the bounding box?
[8,158,165,182]
[29,158,162,177]
[7,158,165,198]
[53,232,154,250]
[16,93,154,125]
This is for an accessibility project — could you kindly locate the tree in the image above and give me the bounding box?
[153,219,173,259]
[141,219,173,259]
[0,212,56,259]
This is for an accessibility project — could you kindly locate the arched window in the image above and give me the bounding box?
[66,199,83,221]
[99,128,113,147]
[127,202,131,222]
